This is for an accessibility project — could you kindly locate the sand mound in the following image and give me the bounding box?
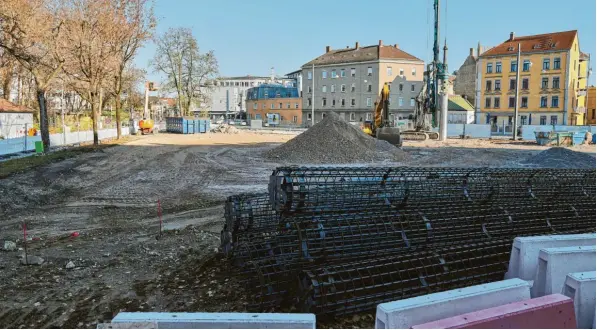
[522,147,596,169]
[264,112,407,164]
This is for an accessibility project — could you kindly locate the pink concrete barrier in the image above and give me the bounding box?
[411,294,576,329]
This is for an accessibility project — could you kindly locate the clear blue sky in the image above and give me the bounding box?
[135,0,596,86]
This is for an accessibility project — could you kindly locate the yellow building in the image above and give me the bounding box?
[587,86,596,125]
[477,30,590,127]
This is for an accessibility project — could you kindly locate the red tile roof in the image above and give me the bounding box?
[480,30,577,57]
[0,99,35,113]
[302,44,423,68]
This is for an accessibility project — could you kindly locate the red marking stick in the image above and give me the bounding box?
[23,221,28,264]
[158,200,163,237]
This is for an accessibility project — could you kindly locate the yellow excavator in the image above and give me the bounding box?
[362,83,403,147]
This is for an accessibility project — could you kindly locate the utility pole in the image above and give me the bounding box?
[144,82,149,119]
[584,54,592,126]
[439,41,449,141]
[312,63,315,127]
[433,0,441,125]
[226,89,229,123]
[513,43,521,140]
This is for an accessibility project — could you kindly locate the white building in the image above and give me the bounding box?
[206,76,269,120]
[0,99,35,139]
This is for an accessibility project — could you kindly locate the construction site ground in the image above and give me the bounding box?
[0,131,594,329]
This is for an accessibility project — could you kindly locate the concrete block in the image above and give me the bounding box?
[505,234,596,281]
[97,322,157,329]
[562,271,596,329]
[375,278,530,329]
[531,246,596,298]
[411,294,576,329]
[111,312,316,329]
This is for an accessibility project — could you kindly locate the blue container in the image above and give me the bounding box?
[593,133,596,144]
[572,132,585,146]
[166,117,210,134]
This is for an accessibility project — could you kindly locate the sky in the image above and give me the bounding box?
[134,0,597,87]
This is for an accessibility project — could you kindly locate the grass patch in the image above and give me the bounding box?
[0,136,134,179]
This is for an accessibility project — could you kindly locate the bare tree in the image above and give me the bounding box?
[0,0,66,149]
[152,27,218,116]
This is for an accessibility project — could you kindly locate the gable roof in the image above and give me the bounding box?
[448,95,474,112]
[480,30,577,57]
[0,99,35,113]
[302,44,423,68]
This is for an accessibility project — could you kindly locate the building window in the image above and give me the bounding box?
[340,69,345,77]
[270,103,274,109]
[541,77,548,89]
[331,85,335,93]
[351,83,355,92]
[351,98,356,106]
[551,96,559,107]
[485,98,491,108]
[350,112,355,120]
[308,86,312,93]
[550,115,557,125]
[522,78,529,90]
[322,97,326,106]
[295,103,299,109]
[496,62,502,73]
[410,98,415,106]
[486,80,492,91]
[540,96,548,107]
[509,79,516,90]
[399,97,404,106]
[495,80,501,91]
[523,60,530,72]
[521,97,528,108]
[399,68,404,76]
[511,61,517,72]
[366,97,372,106]
[367,67,372,76]
[554,58,561,69]
[552,77,560,89]
[256,114,262,120]
[540,116,546,125]
[351,68,356,77]
[322,71,327,79]
[308,98,312,106]
[263,103,266,109]
[307,113,312,120]
[508,97,515,108]
[332,99,336,107]
[542,58,550,70]
[397,83,402,92]
[253,103,257,110]
[307,71,312,80]
[411,84,415,92]
[331,69,337,78]
[322,85,327,93]
[341,98,345,106]
[494,97,500,108]
[322,113,326,119]
[286,103,290,109]
[387,66,392,76]
[293,116,298,123]
[412,68,416,76]
[367,84,372,92]
[487,63,493,73]
[520,115,528,125]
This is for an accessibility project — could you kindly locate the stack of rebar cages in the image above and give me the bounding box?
[221,166,596,317]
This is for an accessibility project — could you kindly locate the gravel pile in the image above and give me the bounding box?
[264,112,407,164]
[522,147,596,169]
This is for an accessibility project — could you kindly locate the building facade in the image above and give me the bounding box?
[476,30,590,127]
[207,76,269,120]
[453,43,488,106]
[300,40,424,126]
[587,86,596,125]
[285,70,303,95]
[245,84,302,126]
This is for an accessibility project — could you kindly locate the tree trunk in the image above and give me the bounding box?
[36,89,50,150]
[115,94,122,139]
[92,101,99,146]
[1,75,12,100]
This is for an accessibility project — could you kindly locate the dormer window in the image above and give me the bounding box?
[550,43,556,48]
[533,44,541,49]
[507,46,514,51]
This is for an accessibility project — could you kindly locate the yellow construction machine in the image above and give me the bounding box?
[362,83,402,147]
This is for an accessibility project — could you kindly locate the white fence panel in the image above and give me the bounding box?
[521,125,595,141]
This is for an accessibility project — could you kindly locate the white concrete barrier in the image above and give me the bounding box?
[562,271,596,329]
[375,278,530,329]
[111,312,316,329]
[505,234,596,282]
[532,246,596,298]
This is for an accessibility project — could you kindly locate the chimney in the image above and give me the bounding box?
[355,41,360,49]
[509,32,515,41]
[325,45,331,53]
[378,40,383,47]
[394,44,399,49]
[469,48,474,56]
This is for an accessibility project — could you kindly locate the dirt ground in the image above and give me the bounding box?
[0,131,594,328]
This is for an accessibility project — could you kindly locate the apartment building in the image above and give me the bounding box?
[245,84,302,126]
[207,76,269,120]
[476,30,590,126]
[300,40,424,125]
[587,86,595,125]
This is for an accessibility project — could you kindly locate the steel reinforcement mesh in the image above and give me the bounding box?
[223,166,596,316]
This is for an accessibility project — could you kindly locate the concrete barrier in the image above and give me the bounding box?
[111,312,316,329]
[562,271,596,329]
[375,278,530,329]
[505,234,596,282]
[411,294,576,329]
[531,246,596,298]
[97,322,157,329]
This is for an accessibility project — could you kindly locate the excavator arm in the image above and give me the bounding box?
[373,83,390,130]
